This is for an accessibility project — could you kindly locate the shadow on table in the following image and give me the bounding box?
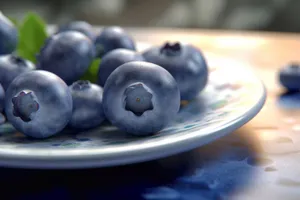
[277,91,300,109]
[0,127,263,200]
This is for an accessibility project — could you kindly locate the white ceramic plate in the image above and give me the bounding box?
[0,43,266,169]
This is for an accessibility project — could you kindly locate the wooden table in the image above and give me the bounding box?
[130,28,300,200]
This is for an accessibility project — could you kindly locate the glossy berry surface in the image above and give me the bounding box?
[57,21,96,41]
[143,42,208,100]
[0,12,18,55]
[0,84,4,112]
[94,26,135,57]
[69,80,105,129]
[37,31,95,85]
[103,61,180,135]
[279,63,300,91]
[97,49,144,87]
[5,70,73,138]
[0,54,35,91]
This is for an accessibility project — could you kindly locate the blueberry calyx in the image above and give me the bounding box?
[10,55,27,66]
[160,42,182,56]
[12,91,40,122]
[124,83,154,116]
[72,80,91,90]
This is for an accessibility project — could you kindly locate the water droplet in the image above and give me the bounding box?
[265,166,277,172]
[247,156,274,167]
[275,137,293,143]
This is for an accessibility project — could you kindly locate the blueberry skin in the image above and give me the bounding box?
[0,12,18,55]
[142,42,208,101]
[98,49,144,87]
[103,61,180,135]
[57,21,96,41]
[0,83,4,112]
[279,63,300,91]
[5,70,73,138]
[0,54,35,91]
[69,80,105,129]
[95,26,136,57]
[37,31,95,85]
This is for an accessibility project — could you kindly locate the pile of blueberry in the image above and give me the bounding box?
[0,14,209,139]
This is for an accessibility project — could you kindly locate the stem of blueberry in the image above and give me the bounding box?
[12,91,40,122]
[123,83,154,116]
[71,80,91,90]
[160,42,182,56]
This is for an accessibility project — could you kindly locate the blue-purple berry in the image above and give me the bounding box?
[279,63,300,91]
[69,80,105,129]
[57,21,96,41]
[0,12,18,55]
[0,54,35,91]
[5,70,73,138]
[103,61,180,135]
[97,49,144,87]
[37,31,95,85]
[94,26,135,57]
[143,42,208,100]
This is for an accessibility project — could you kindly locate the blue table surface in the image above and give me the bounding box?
[0,125,276,200]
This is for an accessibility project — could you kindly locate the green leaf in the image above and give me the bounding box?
[80,59,101,83]
[16,12,48,63]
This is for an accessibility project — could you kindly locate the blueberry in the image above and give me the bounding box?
[103,61,180,135]
[0,83,4,112]
[0,12,18,55]
[69,80,105,129]
[0,54,35,91]
[95,26,135,57]
[97,49,144,87]
[279,63,300,91]
[143,42,208,100]
[57,21,96,41]
[37,31,95,85]
[5,70,73,138]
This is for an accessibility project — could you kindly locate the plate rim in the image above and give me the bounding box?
[0,42,267,168]
[0,84,266,169]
